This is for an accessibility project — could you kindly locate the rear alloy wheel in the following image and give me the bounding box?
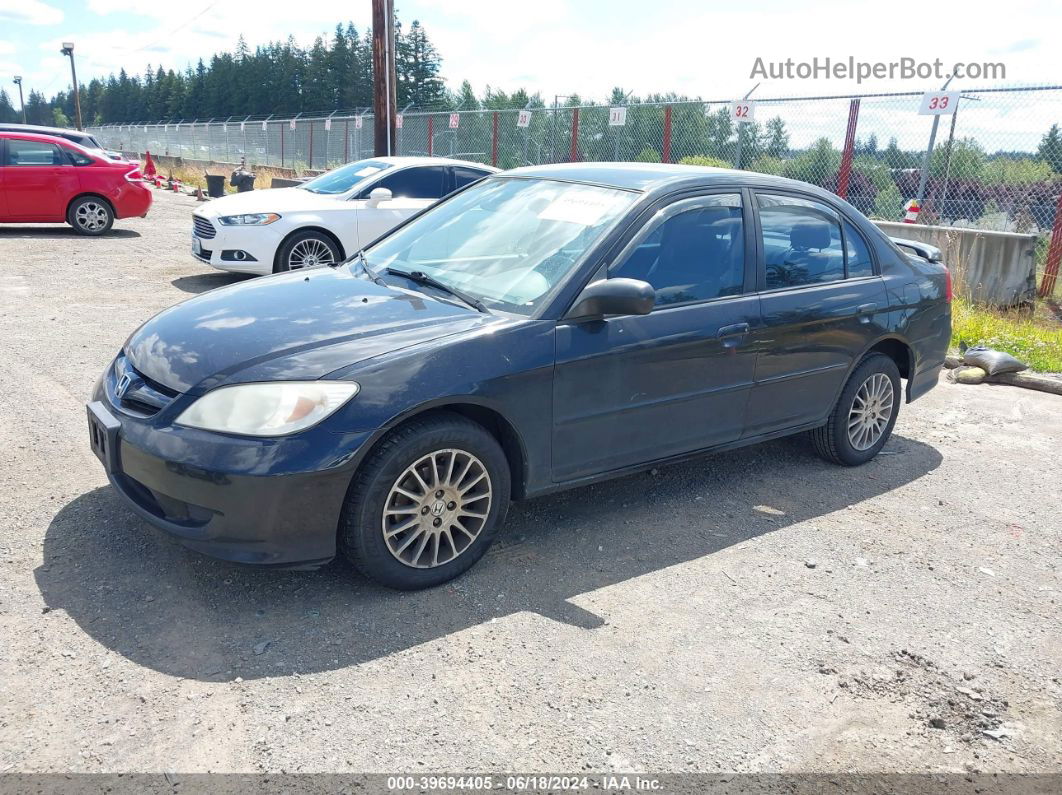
[67,196,114,236]
[339,413,510,590]
[276,231,341,272]
[811,353,901,466]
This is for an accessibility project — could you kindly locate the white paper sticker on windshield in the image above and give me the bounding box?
[355,166,382,177]
[537,189,621,226]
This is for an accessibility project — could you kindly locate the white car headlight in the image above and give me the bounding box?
[218,213,281,226]
[176,381,360,437]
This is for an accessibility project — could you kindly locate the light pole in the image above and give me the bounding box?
[60,41,83,130]
[12,76,25,123]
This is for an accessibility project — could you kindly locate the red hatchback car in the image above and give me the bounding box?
[0,132,151,235]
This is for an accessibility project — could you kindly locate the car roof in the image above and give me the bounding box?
[371,155,499,171]
[0,130,98,154]
[500,161,838,197]
[0,123,94,139]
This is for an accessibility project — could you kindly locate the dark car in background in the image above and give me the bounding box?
[87,163,951,589]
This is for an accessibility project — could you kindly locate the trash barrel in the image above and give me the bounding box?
[236,172,255,192]
[205,174,226,198]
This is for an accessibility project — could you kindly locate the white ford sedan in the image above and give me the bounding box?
[191,156,497,275]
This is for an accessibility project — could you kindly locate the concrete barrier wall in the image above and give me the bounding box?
[873,221,1038,306]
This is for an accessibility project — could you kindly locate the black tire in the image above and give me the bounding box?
[811,353,901,466]
[339,412,511,590]
[67,196,114,236]
[274,230,341,273]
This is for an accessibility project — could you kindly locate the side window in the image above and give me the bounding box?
[368,166,448,199]
[6,140,65,166]
[843,220,874,278]
[757,194,845,288]
[610,193,745,306]
[453,166,490,190]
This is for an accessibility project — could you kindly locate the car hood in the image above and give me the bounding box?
[124,266,488,394]
[197,186,343,217]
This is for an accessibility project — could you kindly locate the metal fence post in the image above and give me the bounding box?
[1039,192,1062,297]
[309,122,314,169]
[836,99,861,199]
[491,111,499,167]
[662,105,673,163]
[427,115,434,156]
[280,123,285,169]
[569,107,579,162]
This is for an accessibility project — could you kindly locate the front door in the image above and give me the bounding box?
[3,139,78,221]
[552,193,760,482]
[354,164,450,246]
[744,192,889,436]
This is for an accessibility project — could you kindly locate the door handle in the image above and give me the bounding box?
[717,322,751,337]
[857,302,877,314]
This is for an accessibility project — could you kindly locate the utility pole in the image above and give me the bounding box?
[371,0,396,157]
[60,41,83,130]
[12,76,25,123]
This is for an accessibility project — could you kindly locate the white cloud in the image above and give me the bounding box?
[0,0,63,25]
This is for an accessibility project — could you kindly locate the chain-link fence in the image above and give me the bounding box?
[90,85,1062,236]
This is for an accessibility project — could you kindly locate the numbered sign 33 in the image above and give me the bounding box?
[729,100,756,122]
[919,91,959,115]
[608,106,627,126]
[517,110,532,128]
[449,113,460,129]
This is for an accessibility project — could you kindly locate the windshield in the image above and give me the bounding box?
[363,177,638,315]
[299,159,392,194]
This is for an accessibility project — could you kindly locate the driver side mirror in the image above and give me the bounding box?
[566,278,655,320]
[366,187,393,207]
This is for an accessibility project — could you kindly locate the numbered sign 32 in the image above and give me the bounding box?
[729,100,756,122]
[608,106,627,126]
[919,91,959,115]
[449,113,460,130]
[517,110,532,128]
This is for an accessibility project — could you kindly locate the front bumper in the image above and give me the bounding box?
[88,364,372,568]
[192,216,281,276]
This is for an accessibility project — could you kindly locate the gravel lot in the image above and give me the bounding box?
[0,190,1059,776]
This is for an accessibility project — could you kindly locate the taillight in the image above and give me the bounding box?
[944,266,953,303]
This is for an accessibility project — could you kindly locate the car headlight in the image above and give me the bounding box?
[175,381,359,437]
[217,213,281,226]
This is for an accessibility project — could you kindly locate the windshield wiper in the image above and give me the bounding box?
[385,267,489,313]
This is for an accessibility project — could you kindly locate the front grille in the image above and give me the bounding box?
[192,215,216,239]
[112,355,180,417]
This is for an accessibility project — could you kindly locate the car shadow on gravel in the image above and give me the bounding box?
[172,272,254,294]
[0,226,141,239]
[37,434,941,681]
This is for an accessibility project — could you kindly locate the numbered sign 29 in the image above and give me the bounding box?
[449,113,460,130]
[608,106,627,126]
[729,100,756,122]
[919,91,959,115]
[517,110,532,128]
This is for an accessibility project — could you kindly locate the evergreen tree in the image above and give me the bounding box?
[763,116,789,158]
[1038,123,1062,174]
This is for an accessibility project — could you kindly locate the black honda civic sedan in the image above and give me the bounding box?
[88,163,951,589]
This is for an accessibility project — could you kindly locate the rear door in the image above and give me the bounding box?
[552,191,760,481]
[3,138,79,221]
[744,192,888,436]
[353,165,450,245]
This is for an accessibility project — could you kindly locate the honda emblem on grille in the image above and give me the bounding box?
[116,373,133,399]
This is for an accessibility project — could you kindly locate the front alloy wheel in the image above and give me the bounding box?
[276,230,341,272]
[382,449,492,569]
[339,412,510,590]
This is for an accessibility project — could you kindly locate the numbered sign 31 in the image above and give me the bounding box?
[729,100,756,122]
[449,113,460,130]
[517,110,531,128]
[608,106,627,126]
[919,91,959,115]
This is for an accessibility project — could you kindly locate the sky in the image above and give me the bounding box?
[0,0,1059,149]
